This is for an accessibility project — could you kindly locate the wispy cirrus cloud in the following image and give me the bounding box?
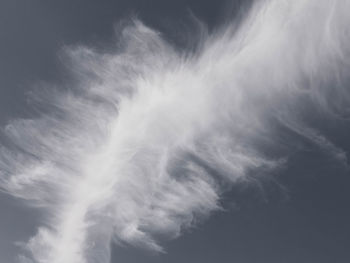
[1,0,350,262]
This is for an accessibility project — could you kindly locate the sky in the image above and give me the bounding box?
[0,1,350,263]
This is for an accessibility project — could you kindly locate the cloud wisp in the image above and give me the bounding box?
[1,0,350,262]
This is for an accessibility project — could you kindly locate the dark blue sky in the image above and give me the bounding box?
[0,1,349,263]
[111,148,350,263]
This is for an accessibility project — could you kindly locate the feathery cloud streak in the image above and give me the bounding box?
[1,0,350,262]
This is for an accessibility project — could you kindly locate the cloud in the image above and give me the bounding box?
[0,0,350,262]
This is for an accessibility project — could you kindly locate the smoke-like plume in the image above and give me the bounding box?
[1,0,350,262]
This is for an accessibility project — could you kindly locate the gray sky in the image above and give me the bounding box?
[0,1,350,263]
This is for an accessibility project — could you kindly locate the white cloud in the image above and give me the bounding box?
[0,0,350,262]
